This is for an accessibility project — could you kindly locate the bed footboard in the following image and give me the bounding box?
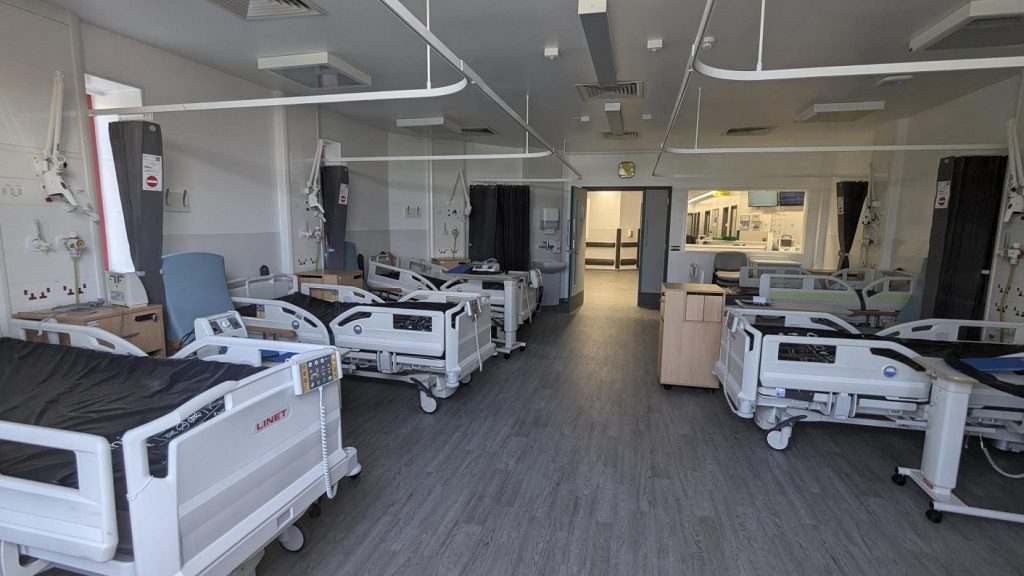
[227,274,297,299]
[878,319,1024,344]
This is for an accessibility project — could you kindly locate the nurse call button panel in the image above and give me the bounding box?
[295,352,340,394]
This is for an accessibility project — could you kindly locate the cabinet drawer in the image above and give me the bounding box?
[703,295,723,322]
[122,310,165,354]
[685,294,705,321]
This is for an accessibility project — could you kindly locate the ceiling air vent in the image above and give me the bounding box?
[911,0,1024,51]
[461,127,499,136]
[723,126,775,136]
[576,81,645,101]
[601,130,640,140]
[210,0,326,20]
[258,52,370,88]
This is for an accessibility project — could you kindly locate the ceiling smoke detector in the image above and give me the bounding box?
[258,52,371,88]
[210,0,326,20]
[910,0,1024,51]
[796,101,885,123]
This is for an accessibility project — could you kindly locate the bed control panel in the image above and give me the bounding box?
[194,311,248,339]
[292,351,340,394]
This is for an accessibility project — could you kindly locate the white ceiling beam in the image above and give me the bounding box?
[604,102,624,135]
[909,0,1024,52]
[90,78,467,116]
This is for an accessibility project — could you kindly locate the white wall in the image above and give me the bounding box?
[0,0,102,326]
[79,23,281,280]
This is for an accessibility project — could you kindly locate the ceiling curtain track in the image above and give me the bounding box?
[652,0,1024,176]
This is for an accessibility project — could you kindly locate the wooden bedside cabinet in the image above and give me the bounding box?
[658,283,726,389]
[15,304,166,357]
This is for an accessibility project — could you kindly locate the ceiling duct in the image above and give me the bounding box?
[396,116,463,136]
[579,0,618,87]
[209,0,326,20]
[460,126,499,136]
[723,126,775,136]
[258,52,371,88]
[604,102,624,135]
[796,101,885,123]
[911,0,1024,51]
[576,81,644,100]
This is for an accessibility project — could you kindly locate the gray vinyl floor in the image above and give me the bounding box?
[252,269,1024,575]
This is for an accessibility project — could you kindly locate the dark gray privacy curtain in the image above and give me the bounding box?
[468,185,531,271]
[109,120,164,303]
[922,155,1007,320]
[835,181,868,270]
[320,165,349,269]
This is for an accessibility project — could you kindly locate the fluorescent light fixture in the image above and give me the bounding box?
[604,102,624,135]
[796,101,885,123]
[258,52,371,88]
[642,113,653,120]
[545,46,560,60]
[688,191,715,203]
[647,38,664,52]
[580,115,591,122]
[579,0,617,86]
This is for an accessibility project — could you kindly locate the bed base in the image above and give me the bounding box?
[0,322,359,576]
[714,308,1024,451]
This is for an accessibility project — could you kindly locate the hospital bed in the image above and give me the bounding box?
[0,319,359,576]
[757,273,915,316]
[167,253,495,414]
[713,308,1024,451]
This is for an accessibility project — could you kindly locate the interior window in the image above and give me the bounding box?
[684,190,807,253]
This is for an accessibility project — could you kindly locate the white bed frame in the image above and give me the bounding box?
[758,273,915,315]
[365,259,439,299]
[738,264,811,289]
[440,273,532,357]
[713,309,1024,450]
[0,320,359,576]
[228,282,495,413]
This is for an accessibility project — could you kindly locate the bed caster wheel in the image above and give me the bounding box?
[521,343,527,350]
[891,471,907,486]
[460,374,473,385]
[307,502,322,518]
[278,523,308,553]
[704,388,716,395]
[766,427,791,451]
[420,393,438,414]
[662,384,672,390]
[925,508,943,524]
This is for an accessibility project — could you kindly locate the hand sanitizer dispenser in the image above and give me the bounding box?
[540,208,560,235]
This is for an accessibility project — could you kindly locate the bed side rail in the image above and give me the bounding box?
[299,283,383,303]
[0,421,118,563]
[226,274,297,299]
[723,307,861,334]
[862,276,915,312]
[121,351,353,574]
[231,296,331,345]
[9,319,145,356]
[366,261,438,292]
[399,290,486,304]
[878,319,1024,344]
[758,274,861,309]
[739,265,810,288]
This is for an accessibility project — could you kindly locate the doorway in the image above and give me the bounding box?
[567,186,672,310]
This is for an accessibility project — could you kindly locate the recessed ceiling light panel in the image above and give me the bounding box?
[258,52,371,89]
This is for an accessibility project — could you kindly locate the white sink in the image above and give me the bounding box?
[533,260,567,273]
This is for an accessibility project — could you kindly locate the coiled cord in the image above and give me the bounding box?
[319,387,337,499]
[473,314,484,373]
[979,436,1024,479]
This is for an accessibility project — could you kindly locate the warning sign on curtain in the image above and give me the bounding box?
[935,180,951,209]
[338,183,349,206]
[142,154,163,191]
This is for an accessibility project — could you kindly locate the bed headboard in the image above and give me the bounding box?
[162,252,235,342]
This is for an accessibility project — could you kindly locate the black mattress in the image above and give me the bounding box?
[239,292,460,329]
[0,338,263,555]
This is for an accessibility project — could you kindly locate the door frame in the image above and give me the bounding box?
[578,186,673,307]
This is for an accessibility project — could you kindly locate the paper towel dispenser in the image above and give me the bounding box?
[541,208,560,234]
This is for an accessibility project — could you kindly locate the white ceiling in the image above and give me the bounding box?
[52,0,1022,152]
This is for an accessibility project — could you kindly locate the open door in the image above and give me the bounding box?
[637,188,671,307]
[566,186,587,312]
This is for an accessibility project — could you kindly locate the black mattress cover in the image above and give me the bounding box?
[239,292,460,327]
[0,338,262,555]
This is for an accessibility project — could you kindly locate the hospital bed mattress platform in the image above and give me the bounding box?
[0,337,263,556]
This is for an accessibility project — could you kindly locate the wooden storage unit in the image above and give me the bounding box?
[296,269,364,300]
[658,283,726,389]
[15,304,166,357]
